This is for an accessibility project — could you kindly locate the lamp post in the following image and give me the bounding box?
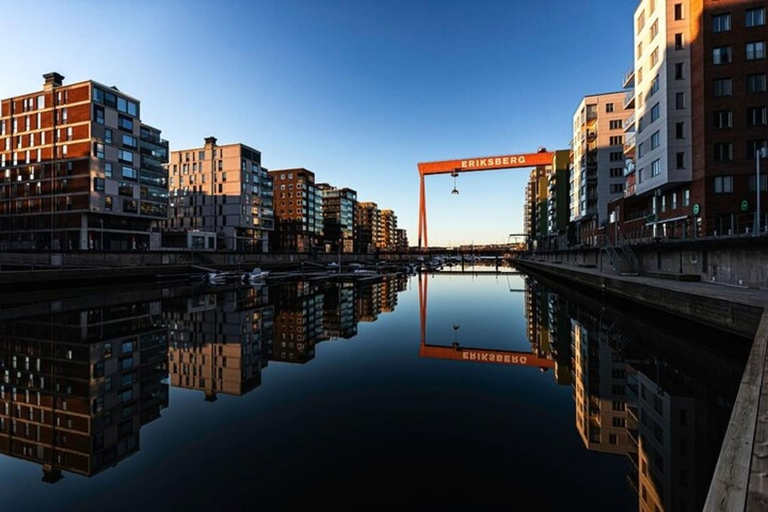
[757,147,768,236]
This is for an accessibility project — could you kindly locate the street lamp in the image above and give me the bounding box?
[757,146,768,236]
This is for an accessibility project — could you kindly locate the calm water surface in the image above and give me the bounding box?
[0,269,749,511]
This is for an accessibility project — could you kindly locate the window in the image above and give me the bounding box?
[676,152,686,169]
[121,166,138,180]
[713,46,732,64]
[650,47,659,67]
[676,92,685,109]
[675,33,684,50]
[714,78,733,97]
[651,159,661,177]
[610,183,624,194]
[637,42,643,60]
[94,105,105,125]
[747,41,766,61]
[651,131,660,149]
[675,62,685,80]
[118,182,134,196]
[748,140,768,159]
[105,196,112,210]
[714,110,733,128]
[650,20,659,39]
[612,417,626,428]
[198,150,205,160]
[609,120,622,130]
[606,103,615,113]
[651,103,660,122]
[713,13,731,32]
[714,142,733,162]
[118,115,133,132]
[105,162,113,178]
[121,134,138,149]
[675,3,683,20]
[714,176,733,193]
[672,193,678,210]
[650,74,660,96]
[610,167,623,178]
[676,122,685,139]
[747,74,767,93]
[683,188,690,206]
[118,150,134,164]
[94,142,105,159]
[638,142,646,159]
[748,107,768,126]
[748,174,768,192]
[747,8,766,27]
[105,128,113,144]
[610,151,624,162]
[609,136,623,146]
[93,177,105,192]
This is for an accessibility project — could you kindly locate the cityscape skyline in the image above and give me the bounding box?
[0,0,638,246]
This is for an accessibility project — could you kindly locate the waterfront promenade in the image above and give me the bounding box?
[514,259,768,511]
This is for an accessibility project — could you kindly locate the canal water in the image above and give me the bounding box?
[0,269,750,511]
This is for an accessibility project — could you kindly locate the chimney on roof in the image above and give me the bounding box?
[43,72,65,91]
[204,136,217,148]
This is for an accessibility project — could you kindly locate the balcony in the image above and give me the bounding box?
[623,132,636,153]
[623,90,635,109]
[623,68,635,89]
[623,112,636,131]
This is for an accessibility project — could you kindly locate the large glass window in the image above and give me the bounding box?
[121,166,138,181]
[747,74,767,93]
[651,159,661,177]
[118,115,133,132]
[747,8,766,27]
[118,150,134,164]
[714,142,733,162]
[713,46,732,64]
[650,103,660,122]
[746,41,766,61]
[714,176,733,193]
[714,78,732,97]
[713,13,731,32]
[121,134,138,149]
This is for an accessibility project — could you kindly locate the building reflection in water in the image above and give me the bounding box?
[0,300,168,482]
[524,276,741,512]
[0,275,407,482]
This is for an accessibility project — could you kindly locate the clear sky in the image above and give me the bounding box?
[1,0,637,246]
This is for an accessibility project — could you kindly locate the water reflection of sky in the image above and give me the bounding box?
[0,272,748,511]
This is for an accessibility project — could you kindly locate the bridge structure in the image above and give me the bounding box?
[416,272,554,369]
[416,150,557,249]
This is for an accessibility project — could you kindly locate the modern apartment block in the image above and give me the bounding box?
[317,183,357,253]
[524,165,549,249]
[355,201,380,253]
[378,209,397,252]
[270,281,325,364]
[691,1,768,236]
[164,137,273,251]
[0,72,168,250]
[546,150,572,249]
[270,168,323,252]
[165,288,273,400]
[0,300,168,481]
[570,92,631,246]
[394,228,409,251]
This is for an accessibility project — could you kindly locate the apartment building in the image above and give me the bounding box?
[570,92,631,246]
[394,228,409,251]
[378,209,397,252]
[270,281,325,364]
[546,150,572,250]
[355,201,380,254]
[165,288,273,400]
[524,165,549,249]
[0,72,168,250]
[270,168,322,252]
[0,300,168,481]
[317,183,356,253]
[164,137,273,251]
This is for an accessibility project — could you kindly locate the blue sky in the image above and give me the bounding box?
[1,0,637,246]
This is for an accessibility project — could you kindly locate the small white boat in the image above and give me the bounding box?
[206,272,227,285]
[242,267,270,283]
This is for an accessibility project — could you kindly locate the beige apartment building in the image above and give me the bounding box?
[163,137,274,251]
[570,92,632,246]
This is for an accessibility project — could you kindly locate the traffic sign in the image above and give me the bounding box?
[693,203,700,215]
[741,199,749,212]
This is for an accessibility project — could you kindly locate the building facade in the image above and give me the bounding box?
[355,201,380,253]
[164,137,273,252]
[317,183,356,253]
[570,92,631,246]
[0,72,168,250]
[378,209,397,252]
[270,168,322,252]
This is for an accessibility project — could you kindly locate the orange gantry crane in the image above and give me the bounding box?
[417,150,555,248]
[417,273,554,369]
